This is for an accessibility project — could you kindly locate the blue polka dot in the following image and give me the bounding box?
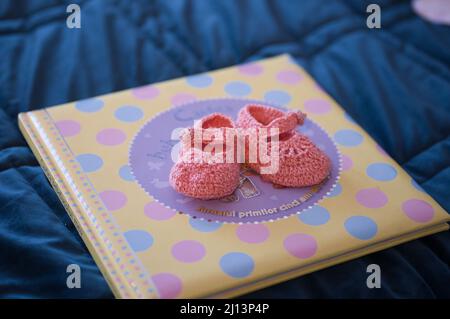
[124,230,153,252]
[334,129,363,147]
[366,163,397,181]
[189,218,222,232]
[186,74,213,88]
[298,206,330,225]
[75,98,104,113]
[115,106,143,122]
[76,154,103,172]
[119,165,135,181]
[344,216,378,240]
[224,81,252,96]
[264,90,292,105]
[220,252,254,278]
[411,178,425,193]
[328,183,342,197]
[344,112,356,124]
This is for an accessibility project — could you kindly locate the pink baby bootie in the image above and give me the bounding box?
[236,104,331,187]
[169,113,240,200]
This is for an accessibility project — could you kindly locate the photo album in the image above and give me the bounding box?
[18,54,450,299]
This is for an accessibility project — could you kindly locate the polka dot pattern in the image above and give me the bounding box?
[328,183,342,197]
[171,93,196,105]
[145,202,176,221]
[356,188,388,209]
[283,233,318,259]
[97,128,126,146]
[342,154,353,171]
[220,252,254,278]
[238,63,263,76]
[345,216,378,240]
[334,129,363,147]
[277,70,302,84]
[411,179,425,193]
[119,165,135,181]
[75,98,104,113]
[172,240,205,263]
[402,199,434,223]
[304,99,331,114]
[132,85,160,100]
[189,218,223,232]
[225,81,252,97]
[186,74,213,88]
[124,230,153,252]
[366,163,397,181]
[264,90,291,105]
[236,224,269,244]
[152,273,182,298]
[55,120,81,137]
[298,206,330,226]
[76,153,103,173]
[115,106,143,122]
[99,190,127,211]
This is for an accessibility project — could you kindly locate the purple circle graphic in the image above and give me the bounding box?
[238,63,263,76]
[97,128,126,146]
[55,120,81,137]
[171,240,206,263]
[99,190,127,211]
[283,233,318,259]
[236,224,270,243]
[132,85,160,99]
[342,154,353,171]
[304,99,331,114]
[402,199,434,223]
[355,188,388,209]
[151,273,182,298]
[129,98,341,223]
[277,70,302,84]
[145,201,176,221]
[171,93,196,105]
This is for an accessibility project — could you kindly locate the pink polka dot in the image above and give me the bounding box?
[96,128,126,146]
[277,70,302,84]
[171,240,205,263]
[342,154,353,171]
[284,233,317,259]
[402,199,434,223]
[315,83,325,92]
[132,85,160,99]
[144,202,176,221]
[99,190,127,211]
[356,188,388,208]
[304,99,332,114]
[171,93,196,106]
[376,144,388,157]
[236,224,269,243]
[151,272,182,299]
[238,63,263,76]
[55,120,81,137]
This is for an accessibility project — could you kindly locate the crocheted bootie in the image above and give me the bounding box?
[169,113,240,200]
[236,104,331,187]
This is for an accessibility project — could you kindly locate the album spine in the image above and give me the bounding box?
[18,111,137,299]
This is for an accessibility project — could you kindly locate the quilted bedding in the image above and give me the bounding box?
[0,0,449,298]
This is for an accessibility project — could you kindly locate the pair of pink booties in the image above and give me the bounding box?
[169,104,331,200]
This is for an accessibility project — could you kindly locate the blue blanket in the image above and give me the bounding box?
[0,0,449,298]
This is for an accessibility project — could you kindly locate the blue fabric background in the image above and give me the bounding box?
[0,0,449,298]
